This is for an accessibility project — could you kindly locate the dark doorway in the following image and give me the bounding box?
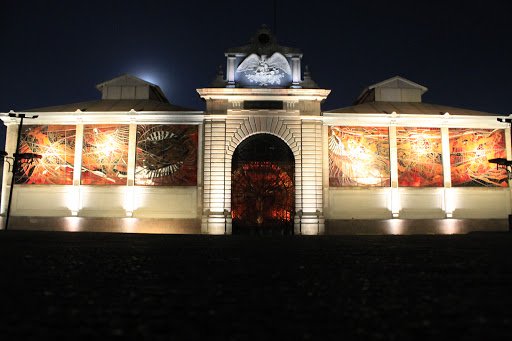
[231,134,295,235]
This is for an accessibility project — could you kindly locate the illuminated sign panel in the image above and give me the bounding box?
[449,128,507,187]
[135,125,198,186]
[397,127,443,187]
[15,125,76,185]
[329,126,390,187]
[81,124,129,185]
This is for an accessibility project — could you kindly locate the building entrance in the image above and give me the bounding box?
[231,134,295,234]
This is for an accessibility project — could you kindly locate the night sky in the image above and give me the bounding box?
[1,1,511,115]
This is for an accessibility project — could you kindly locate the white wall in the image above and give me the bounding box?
[10,185,198,219]
[323,114,512,221]
[326,188,391,219]
[133,187,198,218]
[450,188,510,219]
[11,185,74,217]
[399,188,445,219]
[325,187,511,219]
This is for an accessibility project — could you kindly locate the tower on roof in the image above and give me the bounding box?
[96,74,169,103]
[355,76,428,104]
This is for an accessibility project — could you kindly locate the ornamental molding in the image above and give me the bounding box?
[225,116,301,159]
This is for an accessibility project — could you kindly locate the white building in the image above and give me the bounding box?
[1,27,511,234]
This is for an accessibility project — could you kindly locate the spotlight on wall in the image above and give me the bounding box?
[497,118,512,123]
[488,158,512,178]
[4,112,39,230]
[488,119,512,232]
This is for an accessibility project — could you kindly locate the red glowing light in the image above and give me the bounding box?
[231,161,294,227]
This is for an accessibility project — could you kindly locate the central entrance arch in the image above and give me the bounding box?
[231,134,295,234]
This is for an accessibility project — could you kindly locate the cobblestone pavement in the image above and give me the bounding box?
[0,231,511,340]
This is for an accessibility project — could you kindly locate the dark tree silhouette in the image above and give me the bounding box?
[232,161,294,227]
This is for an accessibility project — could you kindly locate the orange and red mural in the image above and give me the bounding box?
[328,126,390,187]
[397,127,443,187]
[449,128,507,187]
[15,125,76,185]
[81,124,129,185]
[135,125,198,186]
[14,124,508,189]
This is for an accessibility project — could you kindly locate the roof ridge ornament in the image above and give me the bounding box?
[210,65,226,87]
[301,65,318,89]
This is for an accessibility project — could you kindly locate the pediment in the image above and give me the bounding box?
[96,74,157,90]
[368,76,428,93]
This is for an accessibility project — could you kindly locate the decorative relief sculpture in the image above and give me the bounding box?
[236,52,291,86]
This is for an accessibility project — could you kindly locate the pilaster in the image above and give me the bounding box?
[291,56,301,88]
[297,119,324,234]
[1,123,18,215]
[226,56,236,87]
[202,118,230,234]
[505,127,512,212]
[71,123,84,215]
[441,127,453,217]
[322,124,329,217]
[124,122,137,216]
[389,125,399,217]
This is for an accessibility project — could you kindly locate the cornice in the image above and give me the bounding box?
[196,88,331,101]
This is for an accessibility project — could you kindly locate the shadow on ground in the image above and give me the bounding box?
[0,231,511,340]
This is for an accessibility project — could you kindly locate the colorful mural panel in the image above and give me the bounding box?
[329,126,390,187]
[135,125,198,186]
[81,124,129,185]
[449,128,507,187]
[15,125,76,185]
[397,127,443,187]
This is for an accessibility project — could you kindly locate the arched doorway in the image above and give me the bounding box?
[231,134,295,234]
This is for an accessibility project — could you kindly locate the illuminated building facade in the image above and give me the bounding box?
[1,27,511,234]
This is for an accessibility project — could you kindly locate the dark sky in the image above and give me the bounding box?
[1,0,511,114]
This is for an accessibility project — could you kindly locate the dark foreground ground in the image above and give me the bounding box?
[0,231,511,340]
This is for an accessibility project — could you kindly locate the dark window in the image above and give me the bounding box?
[243,101,283,110]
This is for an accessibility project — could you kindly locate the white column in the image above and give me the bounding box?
[226,56,236,87]
[506,127,512,161]
[315,120,324,233]
[197,123,204,218]
[124,123,137,216]
[1,123,18,215]
[202,119,230,234]
[389,125,399,218]
[297,120,323,234]
[441,127,453,217]
[70,123,84,216]
[322,124,329,218]
[291,56,301,88]
[505,127,512,213]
